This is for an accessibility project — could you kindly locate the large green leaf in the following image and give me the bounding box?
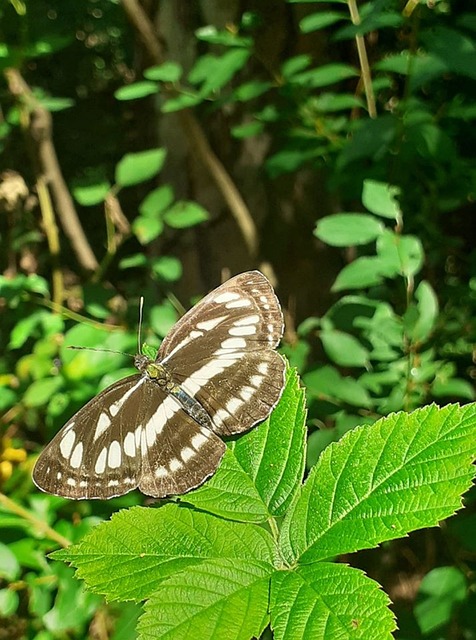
[279,404,476,564]
[138,558,271,640]
[52,504,276,602]
[270,563,395,640]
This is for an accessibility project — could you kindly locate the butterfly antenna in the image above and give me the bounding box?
[138,296,144,354]
[67,346,135,358]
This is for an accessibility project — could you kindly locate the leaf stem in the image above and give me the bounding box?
[0,492,71,548]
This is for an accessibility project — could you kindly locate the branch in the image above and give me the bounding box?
[4,68,99,272]
[121,0,259,257]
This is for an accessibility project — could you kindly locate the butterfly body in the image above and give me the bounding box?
[33,271,285,500]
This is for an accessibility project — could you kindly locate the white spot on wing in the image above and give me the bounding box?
[213,409,229,428]
[258,362,269,375]
[181,359,233,396]
[226,298,252,308]
[226,397,243,413]
[215,291,240,303]
[95,447,107,474]
[107,440,121,469]
[221,337,247,350]
[124,431,136,457]
[144,396,181,446]
[66,478,76,486]
[234,314,260,326]
[60,430,76,459]
[169,458,182,472]
[250,374,263,387]
[240,386,254,401]
[94,412,111,440]
[197,316,226,331]
[56,471,62,480]
[108,378,144,417]
[155,466,168,477]
[228,325,256,336]
[70,442,83,469]
[181,447,195,462]
[191,432,208,450]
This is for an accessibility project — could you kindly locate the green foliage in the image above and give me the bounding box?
[0,0,475,638]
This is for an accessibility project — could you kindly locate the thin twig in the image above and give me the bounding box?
[120,0,259,257]
[36,176,63,308]
[4,68,99,272]
[0,492,71,548]
[347,0,377,119]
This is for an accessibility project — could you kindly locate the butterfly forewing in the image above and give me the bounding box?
[33,270,285,500]
[159,271,285,434]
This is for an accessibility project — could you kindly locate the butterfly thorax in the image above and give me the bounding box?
[135,354,173,388]
[134,353,213,430]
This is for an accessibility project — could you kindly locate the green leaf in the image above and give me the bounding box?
[332,257,385,291]
[9,310,63,349]
[410,280,439,343]
[119,253,148,270]
[303,365,372,408]
[315,213,384,247]
[132,215,164,245]
[362,180,401,220]
[320,328,370,367]
[72,179,110,206]
[292,63,358,88]
[414,566,467,635]
[335,12,403,40]
[144,62,182,83]
[199,49,251,97]
[38,96,75,112]
[138,558,271,640]
[270,563,395,640]
[231,121,265,139]
[299,11,347,33]
[149,301,178,338]
[115,148,167,187]
[279,404,476,564]
[163,201,209,229]
[43,564,101,633]
[184,367,306,521]
[52,504,275,602]
[23,377,64,408]
[194,26,253,48]
[0,589,19,616]
[161,93,202,113]
[233,81,271,102]
[432,378,475,401]
[114,81,158,101]
[0,542,21,581]
[422,26,476,81]
[281,55,312,79]
[376,230,424,279]
[151,256,183,282]
[139,185,174,217]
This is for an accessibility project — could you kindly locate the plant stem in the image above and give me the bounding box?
[0,492,71,548]
[347,0,377,118]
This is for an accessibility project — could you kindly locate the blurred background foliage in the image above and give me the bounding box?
[0,0,475,638]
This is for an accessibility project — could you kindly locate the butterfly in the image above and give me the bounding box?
[32,271,286,499]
